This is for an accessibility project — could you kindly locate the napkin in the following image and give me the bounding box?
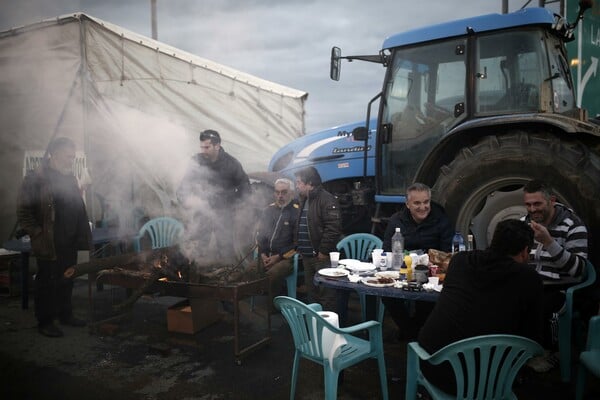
[316,311,348,369]
[347,274,361,283]
[410,253,429,266]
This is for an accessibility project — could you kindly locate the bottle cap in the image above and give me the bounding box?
[395,227,400,232]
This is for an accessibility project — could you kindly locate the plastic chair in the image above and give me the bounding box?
[575,315,600,400]
[405,334,544,400]
[132,217,184,252]
[250,253,299,311]
[558,260,597,382]
[336,233,385,322]
[274,296,389,400]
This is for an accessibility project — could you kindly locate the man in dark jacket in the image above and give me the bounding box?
[177,129,250,259]
[382,182,454,336]
[255,178,299,298]
[294,167,342,311]
[417,219,543,395]
[17,137,92,337]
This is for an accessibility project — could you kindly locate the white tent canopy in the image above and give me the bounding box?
[0,13,307,240]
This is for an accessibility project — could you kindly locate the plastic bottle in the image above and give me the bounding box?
[467,234,474,251]
[452,231,465,253]
[391,227,405,271]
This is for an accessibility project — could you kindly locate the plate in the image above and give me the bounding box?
[375,271,400,279]
[339,259,376,271]
[318,268,349,278]
[361,277,397,287]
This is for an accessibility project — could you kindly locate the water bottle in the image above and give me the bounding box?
[391,227,404,271]
[452,231,465,253]
[467,234,474,251]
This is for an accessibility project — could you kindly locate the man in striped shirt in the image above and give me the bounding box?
[522,179,588,372]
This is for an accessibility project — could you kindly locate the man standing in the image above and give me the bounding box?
[17,137,92,337]
[177,129,250,259]
[418,219,543,395]
[255,178,299,298]
[294,167,342,310]
[522,179,589,371]
[381,183,454,337]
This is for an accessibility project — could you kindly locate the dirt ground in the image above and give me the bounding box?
[0,277,597,400]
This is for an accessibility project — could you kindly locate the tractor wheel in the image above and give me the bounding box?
[432,131,600,263]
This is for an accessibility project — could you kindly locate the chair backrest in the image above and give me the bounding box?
[420,334,543,399]
[336,233,383,261]
[274,296,335,361]
[138,217,184,249]
[584,315,600,352]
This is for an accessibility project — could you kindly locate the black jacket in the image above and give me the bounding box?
[17,163,92,260]
[382,202,453,252]
[177,148,249,209]
[418,249,544,393]
[257,200,299,258]
[295,186,342,256]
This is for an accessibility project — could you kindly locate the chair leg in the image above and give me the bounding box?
[377,353,390,400]
[323,367,340,400]
[405,345,419,400]
[559,314,572,382]
[575,364,587,400]
[290,352,301,400]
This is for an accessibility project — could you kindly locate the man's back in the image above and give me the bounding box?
[419,250,543,351]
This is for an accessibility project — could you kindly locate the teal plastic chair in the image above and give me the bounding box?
[406,334,544,400]
[274,296,389,400]
[575,315,600,400]
[558,260,597,382]
[132,217,184,252]
[336,233,385,322]
[250,253,299,310]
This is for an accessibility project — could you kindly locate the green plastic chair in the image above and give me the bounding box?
[132,217,184,252]
[336,233,385,322]
[405,334,543,400]
[558,260,597,382]
[575,315,600,400]
[274,296,389,400]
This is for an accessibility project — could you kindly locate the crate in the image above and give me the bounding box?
[0,254,21,297]
[166,298,221,334]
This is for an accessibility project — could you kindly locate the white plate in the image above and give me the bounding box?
[375,271,400,279]
[318,268,349,278]
[339,259,376,271]
[361,277,396,287]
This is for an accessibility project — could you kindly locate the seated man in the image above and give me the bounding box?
[381,182,453,338]
[521,179,589,371]
[418,219,544,395]
[254,178,299,301]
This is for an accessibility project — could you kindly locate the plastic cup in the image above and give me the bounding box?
[428,276,440,286]
[329,252,340,268]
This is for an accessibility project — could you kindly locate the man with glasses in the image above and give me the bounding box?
[177,129,250,259]
[253,178,299,300]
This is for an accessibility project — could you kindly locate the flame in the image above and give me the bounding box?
[178,271,182,279]
[158,277,167,281]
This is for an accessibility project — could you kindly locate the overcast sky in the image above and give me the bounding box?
[0,0,553,134]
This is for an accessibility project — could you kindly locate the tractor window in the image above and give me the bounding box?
[546,34,576,113]
[380,39,466,195]
[475,30,547,114]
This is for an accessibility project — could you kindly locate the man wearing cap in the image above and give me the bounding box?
[177,129,250,259]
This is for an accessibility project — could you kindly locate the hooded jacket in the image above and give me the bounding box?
[417,249,543,393]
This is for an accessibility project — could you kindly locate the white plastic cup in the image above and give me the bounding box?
[329,252,340,268]
[428,276,440,286]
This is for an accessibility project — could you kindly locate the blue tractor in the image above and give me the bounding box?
[270,4,600,265]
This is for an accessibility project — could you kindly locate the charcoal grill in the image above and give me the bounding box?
[74,248,271,364]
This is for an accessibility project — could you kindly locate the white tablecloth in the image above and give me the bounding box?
[316,311,348,369]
